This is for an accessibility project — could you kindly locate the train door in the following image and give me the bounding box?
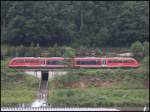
[40,59,46,67]
[101,59,107,67]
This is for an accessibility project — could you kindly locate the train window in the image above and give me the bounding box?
[96,60,100,64]
[25,60,39,63]
[16,60,24,62]
[108,60,122,63]
[76,60,97,65]
[47,60,64,65]
[102,60,106,65]
[122,60,133,63]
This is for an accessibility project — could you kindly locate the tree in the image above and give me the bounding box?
[34,43,41,57]
[1,1,149,47]
[142,56,149,69]
[63,46,76,57]
[143,41,149,56]
[131,41,143,60]
[15,45,26,57]
[27,42,35,56]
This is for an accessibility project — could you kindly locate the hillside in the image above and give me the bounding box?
[47,68,149,107]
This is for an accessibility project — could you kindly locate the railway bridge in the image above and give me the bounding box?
[8,57,140,107]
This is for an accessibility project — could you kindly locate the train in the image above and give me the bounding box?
[8,57,140,69]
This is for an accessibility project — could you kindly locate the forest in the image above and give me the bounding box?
[1,1,149,47]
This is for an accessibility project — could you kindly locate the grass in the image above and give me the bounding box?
[1,73,39,106]
[1,90,36,106]
[48,88,149,107]
[48,65,149,107]
[1,59,39,106]
[49,67,147,89]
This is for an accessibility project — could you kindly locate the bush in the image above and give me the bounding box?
[143,41,149,56]
[27,42,35,56]
[48,44,61,57]
[142,56,149,69]
[34,43,41,57]
[54,74,80,85]
[63,46,75,57]
[131,41,143,60]
[48,88,149,107]
[6,47,16,57]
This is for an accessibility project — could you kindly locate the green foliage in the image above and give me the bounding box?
[142,56,149,69]
[27,42,35,56]
[1,59,39,105]
[15,45,26,57]
[131,41,144,60]
[131,41,143,53]
[143,41,149,56]
[34,43,41,57]
[1,1,149,47]
[48,44,61,57]
[54,74,80,85]
[63,46,76,57]
[48,88,149,107]
[6,47,16,57]
[1,90,36,106]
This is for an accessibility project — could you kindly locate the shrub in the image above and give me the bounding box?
[142,56,149,69]
[131,41,143,60]
[48,88,149,107]
[34,43,41,57]
[27,42,35,56]
[63,46,75,57]
[6,46,16,57]
[48,44,61,57]
[143,41,149,56]
[54,74,80,85]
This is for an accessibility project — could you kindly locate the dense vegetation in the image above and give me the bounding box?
[48,88,149,107]
[47,67,149,107]
[1,1,149,47]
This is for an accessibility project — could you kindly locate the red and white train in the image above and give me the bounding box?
[8,57,140,69]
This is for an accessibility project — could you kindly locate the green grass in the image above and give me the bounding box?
[48,66,149,107]
[1,90,36,106]
[48,88,149,107]
[1,74,39,106]
[49,67,147,89]
[1,59,39,106]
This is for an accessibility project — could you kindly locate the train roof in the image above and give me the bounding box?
[75,57,134,59]
[10,57,65,61]
[11,57,135,60]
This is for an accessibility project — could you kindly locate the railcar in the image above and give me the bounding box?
[8,57,66,68]
[74,57,139,68]
[8,57,139,69]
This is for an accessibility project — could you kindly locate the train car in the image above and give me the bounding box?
[9,57,139,69]
[8,57,66,68]
[106,57,139,68]
[73,57,139,68]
